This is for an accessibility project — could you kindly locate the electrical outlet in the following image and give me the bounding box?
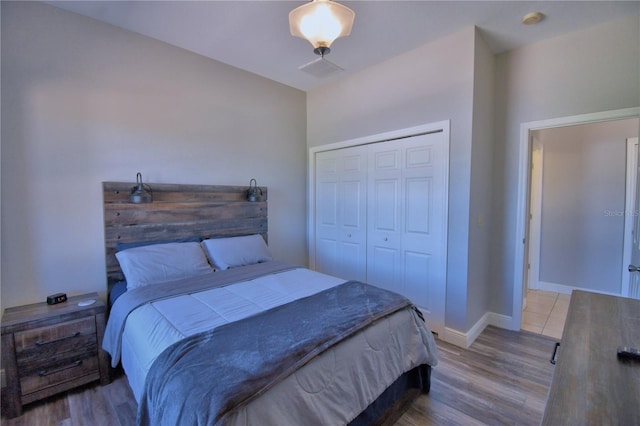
[1,368,6,388]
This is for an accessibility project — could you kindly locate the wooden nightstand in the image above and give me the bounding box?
[1,293,110,418]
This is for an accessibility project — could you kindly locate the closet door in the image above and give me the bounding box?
[367,142,402,293]
[314,129,448,335]
[315,146,367,282]
[400,132,447,334]
[366,132,447,334]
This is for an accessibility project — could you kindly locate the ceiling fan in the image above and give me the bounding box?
[288,0,355,78]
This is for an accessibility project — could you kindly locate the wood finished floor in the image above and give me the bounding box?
[1,326,557,426]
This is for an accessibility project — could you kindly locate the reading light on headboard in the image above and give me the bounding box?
[129,172,153,203]
[247,178,263,202]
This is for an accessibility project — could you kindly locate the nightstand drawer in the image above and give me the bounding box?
[14,317,96,353]
[19,355,100,395]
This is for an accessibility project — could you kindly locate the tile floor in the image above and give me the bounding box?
[522,289,571,340]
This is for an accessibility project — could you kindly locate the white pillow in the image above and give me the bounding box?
[201,234,272,271]
[116,242,214,290]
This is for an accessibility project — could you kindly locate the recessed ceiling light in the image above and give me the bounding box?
[522,12,545,25]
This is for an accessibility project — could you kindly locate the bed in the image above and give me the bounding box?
[101,181,438,425]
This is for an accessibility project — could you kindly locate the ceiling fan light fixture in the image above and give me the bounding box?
[522,11,545,25]
[289,0,355,56]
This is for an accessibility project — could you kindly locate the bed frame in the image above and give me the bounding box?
[101,180,429,425]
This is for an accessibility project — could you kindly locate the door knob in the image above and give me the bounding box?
[629,265,640,272]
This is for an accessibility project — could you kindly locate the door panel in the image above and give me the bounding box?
[317,181,338,227]
[339,241,367,282]
[405,177,431,235]
[343,154,364,173]
[366,132,447,333]
[406,145,432,168]
[368,246,399,292]
[367,142,402,297]
[401,133,447,333]
[374,149,400,170]
[342,180,364,228]
[315,146,367,282]
[340,151,367,281]
[373,179,399,231]
[404,251,431,310]
[316,238,338,277]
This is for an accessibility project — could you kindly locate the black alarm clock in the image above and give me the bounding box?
[46,293,68,305]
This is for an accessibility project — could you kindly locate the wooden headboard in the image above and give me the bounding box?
[103,181,267,287]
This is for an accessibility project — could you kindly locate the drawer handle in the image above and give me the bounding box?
[38,360,83,377]
[35,331,81,346]
[550,342,560,365]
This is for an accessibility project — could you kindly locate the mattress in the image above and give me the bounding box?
[114,266,438,424]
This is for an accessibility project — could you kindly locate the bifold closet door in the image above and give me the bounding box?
[367,132,447,334]
[314,130,447,334]
[366,142,402,293]
[399,133,447,331]
[315,145,367,282]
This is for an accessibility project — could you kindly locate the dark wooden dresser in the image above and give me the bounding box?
[1,293,110,418]
[542,290,640,424]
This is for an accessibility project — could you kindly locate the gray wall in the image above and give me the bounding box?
[307,27,478,332]
[535,119,639,294]
[492,15,640,316]
[1,2,307,310]
[467,30,495,328]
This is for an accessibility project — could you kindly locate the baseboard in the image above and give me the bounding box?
[442,327,469,348]
[442,312,513,348]
[534,281,574,294]
[487,312,514,329]
[536,280,621,297]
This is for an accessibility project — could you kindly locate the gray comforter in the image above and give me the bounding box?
[102,261,297,368]
[137,280,422,426]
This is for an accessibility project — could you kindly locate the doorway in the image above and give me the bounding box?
[522,119,639,337]
[527,120,639,295]
[512,107,640,331]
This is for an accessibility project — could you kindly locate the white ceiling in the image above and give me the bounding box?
[48,1,640,91]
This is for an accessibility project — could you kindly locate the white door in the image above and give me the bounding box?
[400,133,447,334]
[366,132,448,335]
[627,137,640,299]
[367,142,402,293]
[527,142,543,294]
[315,145,367,282]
